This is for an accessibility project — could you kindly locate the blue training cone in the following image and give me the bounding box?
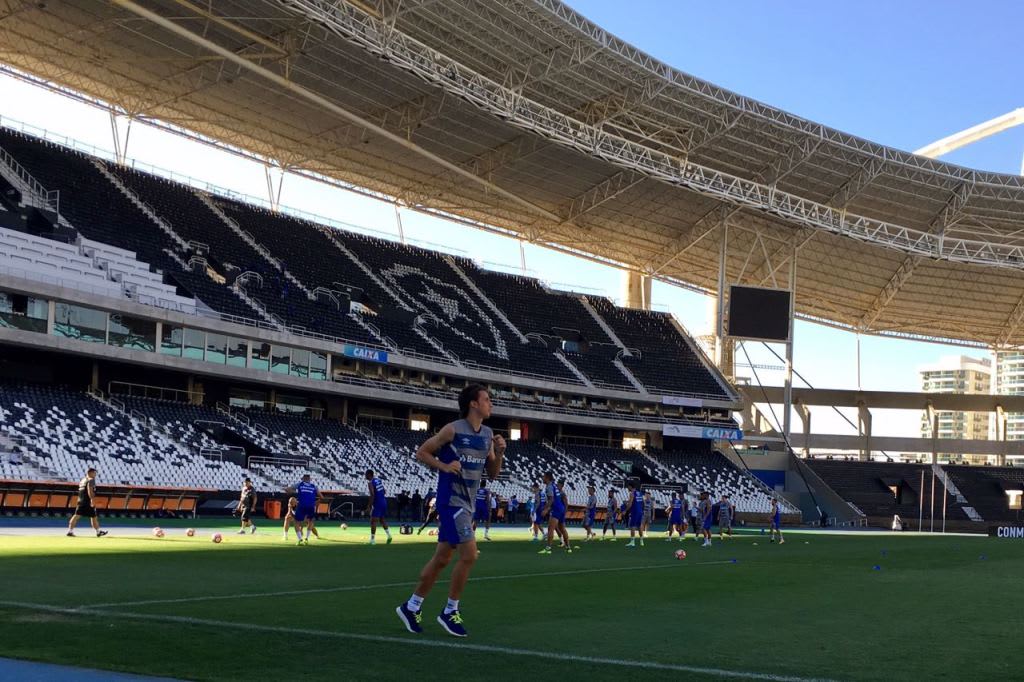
[872,565,882,571]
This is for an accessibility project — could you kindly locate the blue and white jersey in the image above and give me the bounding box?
[670,498,683,516]
[586,494,597,513]
[538,487,548,508]
[371,477,386,506]
[607,496,617,516]
[475,487,489,507]
[296,480,318,507]
[547,481,565,514]
[629,489,644,514]
[436,419,492,513]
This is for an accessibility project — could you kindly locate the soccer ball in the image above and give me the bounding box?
[428,529,437,536]
[186,528,195,537]
[340,523,348,530]
[211,532,223,544]
[674,549,686,560]
[152,527,164,538]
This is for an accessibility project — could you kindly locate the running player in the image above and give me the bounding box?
[718,494,735,540]
[699,491,713,547]
[417,494,438,535]
[365,469,393,545]
[582,484,598,541]
[602,488,618,541]
[769,497,785,544]
[289,474,321,545]
[538,472,569,555]
[395,384,506,638]
[66,468,107,538]
[236,478,258,535]
[641,490,654,539]
[665,491,686,541]
[624,481,645,548]
[473,480,492,541]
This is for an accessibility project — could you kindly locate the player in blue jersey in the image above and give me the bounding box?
[472,479,492,541]
[538,472,570,555]
[288,474,322,545]
[624,480,645,548]
[769,497,785,544]
[688,498,702,542]
[396,384,505,638]
[582,484,598,541]
[602,488,618,541]
[641,490,654,539]
[665,491,686,541]
[365,469,393,545]
[531,481,547,541]
[699,491,714,547]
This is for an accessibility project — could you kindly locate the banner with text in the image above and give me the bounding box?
[662,424,743,441]
[340,344,389,364]
[989,526,1024,538]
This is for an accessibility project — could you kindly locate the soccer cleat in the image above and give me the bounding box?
[538,546,552,555]
[437,611,468,638]
[484,535,492,541]
[779,539,785,545]
[386,536,393,545]
[625,541,635,548]
[417,528,424,535]
[395,603,423,634]
[639,540,645,547]
[251,526,257,534]
[303,538,310,545]
[96,531,108,537]
[237,529,246,535]
[66,531,75,537]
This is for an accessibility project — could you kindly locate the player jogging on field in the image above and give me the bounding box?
[283,496,301,542]
[689,498,702,542]
[66,468,107,538]
[770,497,785,544]
[666,491,686,541]
[366,469,393,545]
[538,472,570,555]
[582,485,597,541]
[395,384,506,638]
[625,481,645,548]
[699,491,714,547]
[602,489,618,541]
[236,478,258,535]
[641,490,654,539]
[473,479,492,541]
[531,481,546,541]
[718,494,735,540]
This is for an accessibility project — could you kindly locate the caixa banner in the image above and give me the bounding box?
[662,424,743,441]
[989,526,1024,538]
[340,344,389,364]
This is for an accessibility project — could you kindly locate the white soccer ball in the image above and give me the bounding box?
[211,532,223,544]
[186,528,196,537]
[674,549,686,560]
[152,527,164,538]
[340,523,348,531]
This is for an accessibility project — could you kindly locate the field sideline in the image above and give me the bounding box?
[0,523,1020,681]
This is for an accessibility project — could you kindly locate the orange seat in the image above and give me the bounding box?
[49,494,71,509]
[4,492,25,508]
[126,497,145,511]
[179,498,196,512]
[93,495,111,510]
[163,498,181,512]
[316,502,329,515]
[108,496,129,510]
[146,497,164,511]
[28,493,48,508]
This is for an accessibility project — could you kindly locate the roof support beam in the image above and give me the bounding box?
[648,204,739,276]
[111,0,563,224]
[928,180,974,255]
[758,136,822,186]
[858,254,922,330]
[995,291,1024,347]
[562,169,643,222]
[826,158,883,209]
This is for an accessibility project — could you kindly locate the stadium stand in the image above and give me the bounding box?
[944,465,1024,523]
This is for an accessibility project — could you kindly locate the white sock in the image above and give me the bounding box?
[384,528,392,538]
[444,598,459,615]
[407,594,424,611]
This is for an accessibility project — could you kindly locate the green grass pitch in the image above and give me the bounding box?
[0,522,1020,681]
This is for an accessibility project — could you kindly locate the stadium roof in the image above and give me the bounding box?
[3,0,1024,348]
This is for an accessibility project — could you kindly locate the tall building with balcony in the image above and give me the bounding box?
[919,355,992,441]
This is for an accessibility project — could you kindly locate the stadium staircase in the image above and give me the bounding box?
[93,160,191,252]
[443,255,531,344]
[932,463,983,522]
[579,296,632,357]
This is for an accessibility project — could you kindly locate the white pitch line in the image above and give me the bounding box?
[82,560,736,609]
[0,600,834,682]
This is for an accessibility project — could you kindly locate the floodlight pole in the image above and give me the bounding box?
[782,247,797,442]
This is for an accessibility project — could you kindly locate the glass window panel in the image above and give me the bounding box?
[227,337,247,368]
[107,314,155,351]
[0,291,48,333]
[205,333,227,364]
[183,329,205,360]
[290,348,310,378]
[160,325,183,356]
[310,352,327,381]
[271,345,290,374]
[52,302,106,343]
[250,342,271,371]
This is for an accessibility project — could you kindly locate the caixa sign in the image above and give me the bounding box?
[662,424,743,441]
[340,344,389,364]
[989,526,1024,538]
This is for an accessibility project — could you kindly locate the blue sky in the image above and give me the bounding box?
[2,1,1021,440]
